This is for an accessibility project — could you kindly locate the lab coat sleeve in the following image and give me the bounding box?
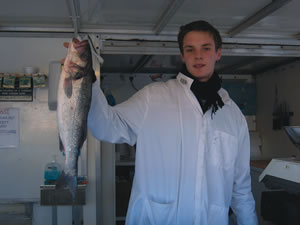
[88,80,148,145]
[231,122,258,225]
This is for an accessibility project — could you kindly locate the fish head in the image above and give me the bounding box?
[63,38,92,78]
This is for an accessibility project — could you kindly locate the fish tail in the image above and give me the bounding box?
[56,170,77,199]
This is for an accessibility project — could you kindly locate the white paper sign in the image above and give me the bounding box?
[0,108,19,148]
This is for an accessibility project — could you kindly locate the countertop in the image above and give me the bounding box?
[250,160,271,169]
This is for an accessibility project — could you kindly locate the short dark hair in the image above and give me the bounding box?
[177,20,222,54]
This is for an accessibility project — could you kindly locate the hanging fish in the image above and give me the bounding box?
[56,38,95,198]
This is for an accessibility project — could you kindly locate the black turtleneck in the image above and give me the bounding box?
[180,65,224,116]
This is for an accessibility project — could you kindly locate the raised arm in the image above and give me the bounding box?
[88,79,149,145]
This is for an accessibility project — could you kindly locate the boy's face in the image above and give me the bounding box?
[180,31,221,82]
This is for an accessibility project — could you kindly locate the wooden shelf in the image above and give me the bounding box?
[250,160,271,169]
[115,160,135,166]
[116,216,126,221]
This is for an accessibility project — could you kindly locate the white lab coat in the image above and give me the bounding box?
[88,73,258,225]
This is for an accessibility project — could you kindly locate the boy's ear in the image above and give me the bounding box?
[180,53,185,63]
[216,48,222,61]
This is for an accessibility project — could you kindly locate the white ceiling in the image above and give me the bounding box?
[1,0,300,39]
[1,0,300,75]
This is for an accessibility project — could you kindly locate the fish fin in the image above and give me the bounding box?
[58,135,65,155]
[56,171,78,200]
[73,70,85,80]
[71,58,93,81]
[64,77,72,98]
[72,63,91,80]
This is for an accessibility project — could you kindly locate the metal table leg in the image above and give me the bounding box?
[52,206,57,225]
[72,205,82,225]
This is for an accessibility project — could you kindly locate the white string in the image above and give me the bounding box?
[78,34,104,64]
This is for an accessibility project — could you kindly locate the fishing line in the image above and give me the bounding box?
[87,35,104,64]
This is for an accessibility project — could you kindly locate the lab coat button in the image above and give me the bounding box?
[180,78,187,85]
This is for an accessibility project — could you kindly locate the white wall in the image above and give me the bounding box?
[0,37,68,74]
[0,36,103,225]
[256,60,300,159]
[0,37,69,201]
[0,37,78,225]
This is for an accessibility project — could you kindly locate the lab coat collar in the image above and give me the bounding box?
[177,73,231,105]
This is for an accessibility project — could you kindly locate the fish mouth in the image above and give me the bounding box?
[72,38,89,52]
[72,38,88,45]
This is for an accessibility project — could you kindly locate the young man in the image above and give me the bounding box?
[88,20,258,225]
